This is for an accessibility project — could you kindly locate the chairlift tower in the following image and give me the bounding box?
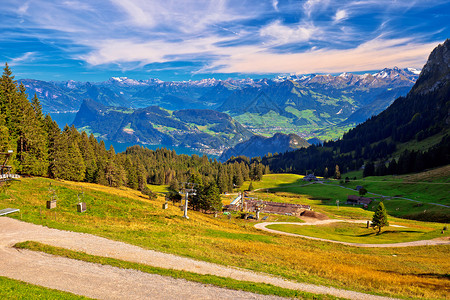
[179,182,197,219]
[0,150,18,184]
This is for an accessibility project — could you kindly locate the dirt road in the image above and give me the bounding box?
[0,217,398,300]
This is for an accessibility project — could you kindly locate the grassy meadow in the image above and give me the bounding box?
[0,174,449,299]
[0,276,89,299]
[267,222,448,244]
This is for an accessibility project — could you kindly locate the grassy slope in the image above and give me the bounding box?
[0,276,89,299]
[1,175,449,299]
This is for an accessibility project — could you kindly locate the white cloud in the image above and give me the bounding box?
[10,52,37,65]
[260,20,318,45]
[17,2,29,15]
[272,0,279,11]
[303,0,329,18]
[110,0,156,27]
[333,9,348,23]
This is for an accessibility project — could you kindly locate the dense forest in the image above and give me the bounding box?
[0,64,266,201]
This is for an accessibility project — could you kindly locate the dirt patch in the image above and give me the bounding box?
[300,210,329,220]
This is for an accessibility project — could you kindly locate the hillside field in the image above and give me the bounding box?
[0,172,449,299]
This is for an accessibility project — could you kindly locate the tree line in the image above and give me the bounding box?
[0,64,266,197]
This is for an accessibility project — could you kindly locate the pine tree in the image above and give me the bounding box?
[51,131,85,181]
[363,162,375,177]
[79,131,97,182]
[31,94,43,121]
[359,187,368,196]
[217,166,228,193]
[205,182,222,212]
[124,157,138,189]
[371,202,389,234]
[248,181,254,191]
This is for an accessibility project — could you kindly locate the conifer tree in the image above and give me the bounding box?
[136,162,147,191]
[371,202,389,234]
[204,182,222,212]
[124,156,138,189]
[217,166,228,193]
[233,163,244,188]
[31,94,43,121]
[79,131,97,182]
[0,114,10,153]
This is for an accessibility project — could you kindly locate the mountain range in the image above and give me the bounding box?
[20,67,419,139]
[19,67,421,158]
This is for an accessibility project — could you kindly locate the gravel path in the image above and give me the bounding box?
[0,217,397,300]
[255,220,450,247]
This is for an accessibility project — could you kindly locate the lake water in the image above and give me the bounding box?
[49,112,211,157]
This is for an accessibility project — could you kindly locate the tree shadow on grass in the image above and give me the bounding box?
[357,230,421,237]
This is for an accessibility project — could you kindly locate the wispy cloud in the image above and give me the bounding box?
[272,0,279,11]
[333,9,348,24]
[9,52,37,65]
[1,0,448,80]
[211,38,438,74]
[303,0,329,18]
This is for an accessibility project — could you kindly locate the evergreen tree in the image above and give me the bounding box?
[0,114,10,153]
[248,181,254,191]
[31,93,43,121]
[79,131,97,182]
[51,130,85,181]
[371,202,389,234]
[359,187,368,196]
[204,182,222,212]
[124,157,138,189]
[136,162,147,191]
[363,162,375,177]
[217,166,228,193]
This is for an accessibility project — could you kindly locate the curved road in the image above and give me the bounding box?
[255,220,450,247]
[0,217,397,300]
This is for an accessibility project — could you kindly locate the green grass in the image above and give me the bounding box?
[147,183,169,194]
[0,275,89,299]
[335,176,450,205]
[14,241,338,300]
[250,172,449,222]
[267,222,448,244]
[242,173,305,191]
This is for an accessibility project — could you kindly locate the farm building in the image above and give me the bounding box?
[346,195,372,206]
[245,199,311,217]
[303,174,318,181]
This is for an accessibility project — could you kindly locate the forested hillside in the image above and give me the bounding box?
[0,64,265,195]
[72,99,253,155]
[260,40,450,177]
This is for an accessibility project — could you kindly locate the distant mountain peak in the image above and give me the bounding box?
[411,39,450,95]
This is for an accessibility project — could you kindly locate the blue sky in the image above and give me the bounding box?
[1,0,449,81]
